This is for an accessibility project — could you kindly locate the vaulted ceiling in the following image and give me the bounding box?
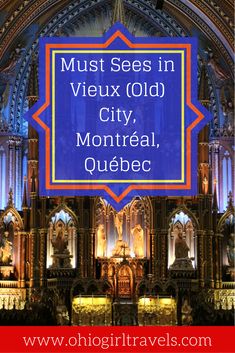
[0,1,233,61]
[0,0,233,135]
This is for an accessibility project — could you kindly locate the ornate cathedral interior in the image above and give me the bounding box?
[0,0,234,326]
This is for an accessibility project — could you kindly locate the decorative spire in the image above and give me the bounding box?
[22,176,28,208]
[198,64,210,108]
[7,188,14,207]
[31,169,36,193]
[112,0,125,26]
[212,179,218,211]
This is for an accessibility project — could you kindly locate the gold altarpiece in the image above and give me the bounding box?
[95,197,151,299]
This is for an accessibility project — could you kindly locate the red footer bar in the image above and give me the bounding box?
[0,326,234,353]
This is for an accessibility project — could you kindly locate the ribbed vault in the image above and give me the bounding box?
[0,0,233,135]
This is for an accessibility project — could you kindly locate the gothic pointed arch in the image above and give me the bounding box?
[46,204,78,228]
[136,279,149,296]
[95,197,151,259]
[71,279,86,297]
[217,208,234,233]
[0,0,234,326]
[164,279,178,297]
[0,0,233,214]
[152,280,164,295]
[167,209,197,269]
[217,209,234,280]
[101,279,114,296]
[1,206,24,231]
[46,205,78,269]
[167,206,200,230]
[0,205,23,280]
[86,280,100,295]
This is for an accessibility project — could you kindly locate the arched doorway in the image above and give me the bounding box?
[168,211,197,270]
[46,208,77,269]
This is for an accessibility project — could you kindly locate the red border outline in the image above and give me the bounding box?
[32,30,204,203]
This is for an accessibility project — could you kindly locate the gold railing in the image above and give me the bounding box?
[138,296,177,326]
[72,296,112,326]
[0,280,18,288]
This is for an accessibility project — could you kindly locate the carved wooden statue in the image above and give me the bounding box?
[52,224,68,254]
[175,229,189,259]
[227,233,235,268]
[0,231,13,265]
[114,212,123,241]
[131,224,144,258]
[112,211,131,257]
[181,299,193,325]
[97,224,106,257]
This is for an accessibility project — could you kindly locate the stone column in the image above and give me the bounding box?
[126,213,131,249]
[19,232,26,288]
[0,152,2,209]
[8,137,14,193]
[197,230,205,288]
[155,230,161,280]
[40,197,46,228]
[78,228,84,277]
[212,142,220,208]
[39,228,47,287]
[106,214,109,257]
[206,230,214,288]
[160,229,168,281]
[88,227,95,278]
[150,228,155,276]
[14,137,22,209]
[89,198,96,278]
[29,230,36,287]
[215,233,223,288]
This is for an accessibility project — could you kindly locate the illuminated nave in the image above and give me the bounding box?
[0,0,234,325]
